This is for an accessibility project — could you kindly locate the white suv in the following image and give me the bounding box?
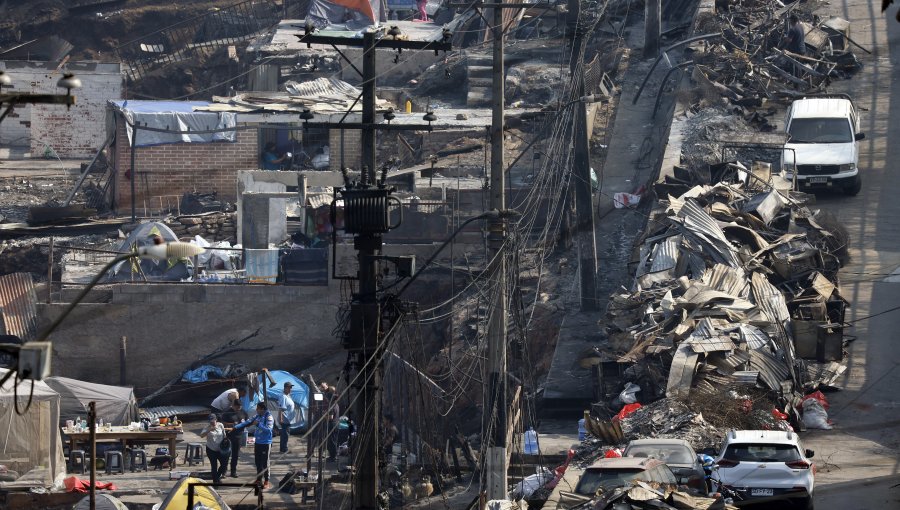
[713,430,815,509]
[782,95,865,196]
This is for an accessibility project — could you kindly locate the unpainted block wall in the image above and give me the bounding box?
[113,121,259,212]
[38,283,344,395]
[0,62,122,157]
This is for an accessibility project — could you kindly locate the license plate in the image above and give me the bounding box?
[751,488,774,497]
[808,176,828,184]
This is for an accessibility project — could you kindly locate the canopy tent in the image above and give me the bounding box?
[74,494,130,510]
[152,476,230,510]
[45,376,138,426]
[0,368,67,489]
[247,370,309,430]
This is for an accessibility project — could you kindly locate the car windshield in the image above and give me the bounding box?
[788,118,852,143]
[723,443,801,463]
[575,468,648,495]
[625,445,694,465]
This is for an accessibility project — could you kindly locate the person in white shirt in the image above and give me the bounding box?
[211,387,246,416]
[277,381,295,453]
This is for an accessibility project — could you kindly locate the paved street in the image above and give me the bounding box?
[800,1,900,508]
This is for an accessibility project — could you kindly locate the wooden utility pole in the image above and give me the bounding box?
[568,0,599,311]
[644,0,661,59]
[485,0,509,499]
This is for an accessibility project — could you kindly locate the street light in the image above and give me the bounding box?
[0,70,82,124]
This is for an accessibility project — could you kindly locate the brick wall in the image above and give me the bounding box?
[329,128,361,171]
[113,120,259,212]
[0,61,122,158]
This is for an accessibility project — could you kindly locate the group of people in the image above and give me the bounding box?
[206,382,296,489]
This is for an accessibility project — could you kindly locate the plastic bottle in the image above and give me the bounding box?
[578,418,586,441]
[524,428,539,455]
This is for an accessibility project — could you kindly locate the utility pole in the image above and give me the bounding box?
[295,26,450,510]
[485,0,509,500]
[644,0,661,59]
[568,0,599,311]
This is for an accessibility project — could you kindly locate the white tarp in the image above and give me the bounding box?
[45,376,138,426]
[0,368,66,489]
[108,100,237,147]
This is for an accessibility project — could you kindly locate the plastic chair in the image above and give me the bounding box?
[130,448,148,472]
[70,450,87,474]
[185,442,205,466]
[105,451,125,474]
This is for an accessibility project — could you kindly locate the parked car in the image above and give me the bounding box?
[781,94,864,196]
[713,430,815,509]
[559,457,678,508]
[623,438,706,492]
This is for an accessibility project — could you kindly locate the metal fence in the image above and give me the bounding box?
[115,0,281,81]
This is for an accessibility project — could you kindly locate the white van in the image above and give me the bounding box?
[782,95,865,196]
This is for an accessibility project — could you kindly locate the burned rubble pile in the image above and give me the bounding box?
[686,2,861,130]
[586,162,850,449]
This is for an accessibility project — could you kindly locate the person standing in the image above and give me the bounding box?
[277,381,295,454]
[320,383,340,461]
[221,400,248,478]
[784,14,806,55]
[200,414,230,484]
[234,402,275,489]
[211,387,246,417]
[416,0,428,21]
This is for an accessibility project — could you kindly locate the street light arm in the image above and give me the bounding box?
[395,209,519,297]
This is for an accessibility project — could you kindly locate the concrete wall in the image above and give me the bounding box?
[37,283,345,395]
[0,61,122,158]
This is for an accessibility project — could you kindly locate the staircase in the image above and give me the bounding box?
[466,52,493,106]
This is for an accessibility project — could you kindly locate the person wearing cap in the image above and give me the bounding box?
[277,381,296,453]
[199,414,230,484]
[234,402,275,489]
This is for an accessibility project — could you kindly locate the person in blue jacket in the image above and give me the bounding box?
[233,402,275,488]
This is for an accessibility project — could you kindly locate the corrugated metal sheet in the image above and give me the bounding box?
[649,236,682,273]
[198,77,392,114]
[751,272,790,323]
[734,371,760,384]
[739,324,770,350]
[677,200,742,267]
[748,349,790,391]
[701,263,749,298]
[140,405,210,420]
[0,273,38,341]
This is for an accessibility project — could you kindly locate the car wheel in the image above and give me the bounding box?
[800,496,814,510]
[844,176,862,196]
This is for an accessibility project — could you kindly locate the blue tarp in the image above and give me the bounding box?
[181,365,225,383]
[244,371,309,430]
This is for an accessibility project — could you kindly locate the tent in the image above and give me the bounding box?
[107,222,189,281]
[152,476,230,510]
[74,494,130,510]
[247,370,309,430]
[45,376,138,426]
[0,368,67,489]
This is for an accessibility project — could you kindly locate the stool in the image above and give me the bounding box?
[185,443,205,466]
[130,448,148,472]
[105,451,125,475]
[69,450,87,474]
